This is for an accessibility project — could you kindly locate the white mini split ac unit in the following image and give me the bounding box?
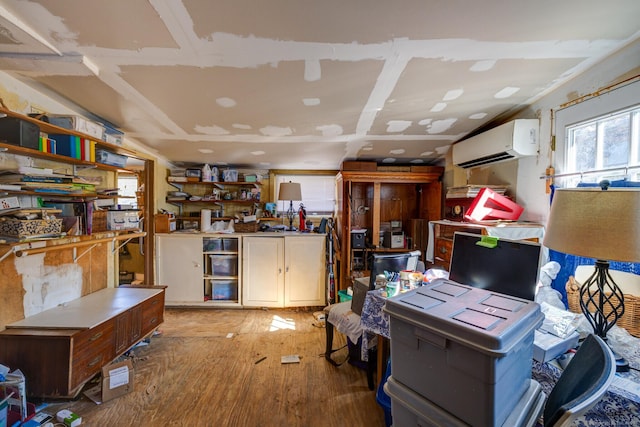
[452,119,539,169]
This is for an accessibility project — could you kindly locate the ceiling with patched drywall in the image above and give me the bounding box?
[0,0,638,170]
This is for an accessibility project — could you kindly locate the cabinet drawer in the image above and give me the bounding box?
[141,292,164,334]
[434,238,453,267]
[72,321,115,362]
[70,321,115,391]
[71,346,113,391]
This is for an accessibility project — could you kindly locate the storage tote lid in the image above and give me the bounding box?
[384,278,544,356]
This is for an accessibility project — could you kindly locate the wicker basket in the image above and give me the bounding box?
[234,221,259,233]
[92,210,108,233]
[566,276,640,338]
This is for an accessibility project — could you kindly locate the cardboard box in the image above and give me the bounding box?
[48,115,105,140]
[154,214,176,233]
[107,210,140,230]
[101,360,134,403]
[533,330,580,362]
[341,161,377,171]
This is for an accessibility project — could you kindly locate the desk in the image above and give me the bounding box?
[426,220,546,269]
[359,288,640,426]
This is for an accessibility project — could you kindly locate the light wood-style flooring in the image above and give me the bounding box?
[43,308,386,426]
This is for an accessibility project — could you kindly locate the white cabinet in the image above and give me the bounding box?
[242,236,284,307]
[156,234,242,306]
[243,234,326,307]
[284,236,326,306]
[156,234,203,303]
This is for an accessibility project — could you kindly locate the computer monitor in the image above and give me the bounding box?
[448,232,541,300]
[368,250,422,290]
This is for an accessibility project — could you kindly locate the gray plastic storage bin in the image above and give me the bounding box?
[383,376,544,427]
[384,279,543,427]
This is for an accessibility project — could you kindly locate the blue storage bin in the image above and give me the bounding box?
[376,357,392,427]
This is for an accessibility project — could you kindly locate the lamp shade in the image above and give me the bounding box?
[543,187,640,262]
[278,182,302,201]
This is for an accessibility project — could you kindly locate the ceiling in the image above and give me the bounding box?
[0,1,638,170]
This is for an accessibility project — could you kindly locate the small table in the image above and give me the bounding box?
[358,287,640,425]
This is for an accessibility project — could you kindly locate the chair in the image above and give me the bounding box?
[539,334,616,427]
[323,301,376,390]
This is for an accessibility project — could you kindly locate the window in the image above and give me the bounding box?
[555,79,640,188]
[274,174,336,216]
[117,175,139,208]
[563,106,640,187]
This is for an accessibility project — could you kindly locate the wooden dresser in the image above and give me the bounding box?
[427,220,545,270]
[0,287,165,398]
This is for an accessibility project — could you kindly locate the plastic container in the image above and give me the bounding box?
[222,238,238,251]
[202,164,212,182]
[384,279,543,427]
[337,290,352,302]
[383,376,544,427]
[376,358,393,427]
[222,169,238,182]
[209,255,238,276]
[203,238,222,251]
[210,279,238,301]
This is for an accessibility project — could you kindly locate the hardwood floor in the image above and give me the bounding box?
[42,308,387,427]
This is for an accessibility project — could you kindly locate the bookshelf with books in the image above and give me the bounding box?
[0,108,148,242]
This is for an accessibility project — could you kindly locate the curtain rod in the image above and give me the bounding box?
[540,165,640,180]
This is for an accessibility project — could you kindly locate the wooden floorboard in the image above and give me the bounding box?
[42,308,386,426]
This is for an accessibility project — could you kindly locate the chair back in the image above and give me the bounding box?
[543,334,616,427]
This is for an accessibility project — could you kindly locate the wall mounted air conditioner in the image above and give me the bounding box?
[452,119,539,169]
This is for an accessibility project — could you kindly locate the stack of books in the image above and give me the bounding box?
[446,185,508,199]
[0,168,97,195]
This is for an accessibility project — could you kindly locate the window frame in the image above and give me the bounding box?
[554,80,640,186]
[270,170,337,217]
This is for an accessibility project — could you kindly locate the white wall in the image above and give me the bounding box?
[511,40,639,224]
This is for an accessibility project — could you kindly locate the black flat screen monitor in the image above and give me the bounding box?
[368,250,421,290]
[449,232,541,300]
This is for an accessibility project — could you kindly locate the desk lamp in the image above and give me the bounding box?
[544,183,640,372]
[278,182,302,231]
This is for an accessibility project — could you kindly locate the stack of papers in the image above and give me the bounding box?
[446,185,508,199]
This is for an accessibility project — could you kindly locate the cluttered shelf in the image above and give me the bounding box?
[1,189,116,198]
[0,142,130,173]
[166,199,258,205]
[167,178,262,189]
[0,106,140,160]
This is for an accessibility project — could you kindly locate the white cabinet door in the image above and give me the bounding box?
[156,235,203,303]
[242,237,284,307]
[284,235,326,307]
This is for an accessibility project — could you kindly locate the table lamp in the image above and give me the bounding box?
[278,182,302,231]
[543,182,640,371]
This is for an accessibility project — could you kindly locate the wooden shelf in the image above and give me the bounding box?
[0,230,145,261]
[0,141,134,172]
[0,107,141,159]
[167,179,261,188]
[1,189,119,198]
[167,199,258,205]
